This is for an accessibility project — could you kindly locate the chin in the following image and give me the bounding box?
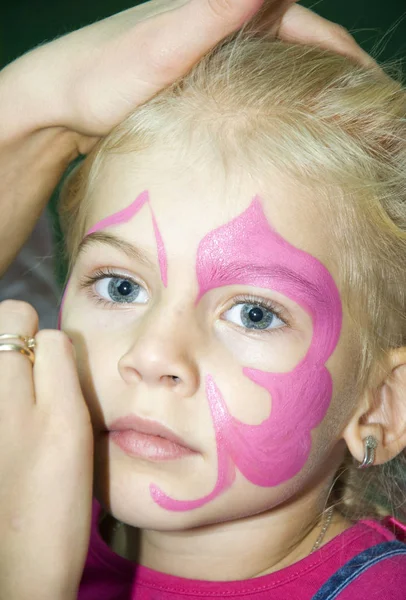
[92,448,283,531]
[93,468,215,531]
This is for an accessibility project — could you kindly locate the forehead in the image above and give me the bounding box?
[85,149,335,271]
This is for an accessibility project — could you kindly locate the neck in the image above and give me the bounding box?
[114,485,351,581]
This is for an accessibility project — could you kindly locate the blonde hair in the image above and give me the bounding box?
[59,34,406,522]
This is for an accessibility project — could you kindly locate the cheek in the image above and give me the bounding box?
[72,336,128,434]
[61,303,117,411]
[215,322,312,373]
[213,367,271,425]
[70,334,105,403]
[208,353,335,488]
[211,307,313,426]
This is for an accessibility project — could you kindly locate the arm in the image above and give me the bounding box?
[0,126,79,274]
[0,0,266,276]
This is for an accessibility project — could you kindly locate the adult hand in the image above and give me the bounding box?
[2,0,276,144]
[0,301,93,599]
[0,0,273,275]
[0,0,377,276]
[1,0,373,145]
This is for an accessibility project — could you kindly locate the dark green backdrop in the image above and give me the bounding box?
[1,0,405,69]
[1,0,404,285]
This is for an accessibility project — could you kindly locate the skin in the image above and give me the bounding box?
[80,191,343,515]
[60,148,360,580]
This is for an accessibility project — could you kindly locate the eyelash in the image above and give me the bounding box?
[79,268,145,309]
[225,294,290,330]
[79,268,291,328]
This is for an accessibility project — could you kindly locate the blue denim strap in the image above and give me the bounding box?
[311,541,406,600]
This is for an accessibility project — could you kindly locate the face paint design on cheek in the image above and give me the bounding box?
[57,190,167,328]
[150,385,236,510]
[151,196,342,511]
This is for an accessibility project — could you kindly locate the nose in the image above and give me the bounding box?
[117,314,200,398]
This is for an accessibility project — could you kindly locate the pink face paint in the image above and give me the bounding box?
[58,190,168,328]
[85,190,168,286]
[85,189,149,236]
[150,211,168,288]
[150,378,236,509]
[151,196,342,511]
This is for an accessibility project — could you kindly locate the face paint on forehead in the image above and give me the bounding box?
[195,195,341,360]
[57,190,167,328]
[85,190,168,286]
[150,196,342,511]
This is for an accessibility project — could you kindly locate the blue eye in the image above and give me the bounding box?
[95,277,149,304]
[223,302,285,331]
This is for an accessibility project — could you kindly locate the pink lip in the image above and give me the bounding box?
[108,415,197,461]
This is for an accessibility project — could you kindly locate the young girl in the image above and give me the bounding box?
[33,32,406,597]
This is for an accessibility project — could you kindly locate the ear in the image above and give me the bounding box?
[342,347,406,466]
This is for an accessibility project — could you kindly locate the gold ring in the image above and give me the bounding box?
[0,343,35,364]
[0,334,36,349]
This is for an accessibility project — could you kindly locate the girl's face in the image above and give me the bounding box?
[62,149,359,530]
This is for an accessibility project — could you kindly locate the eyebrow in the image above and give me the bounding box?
[200,260,323,301]
[77,231,156,269]
[247,264,321,295]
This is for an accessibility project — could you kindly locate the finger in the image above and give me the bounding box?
[136,0,266,86]
[243,0,299,36]
[33,329,90,426]
[277,4,377,69]
[0,300,38,410]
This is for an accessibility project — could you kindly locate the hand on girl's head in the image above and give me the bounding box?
[4,0,376,146]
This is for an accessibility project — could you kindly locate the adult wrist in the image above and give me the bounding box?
[0,41,73,141]
[0,126,80,275]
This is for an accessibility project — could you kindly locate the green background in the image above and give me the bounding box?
[1,0,405,69]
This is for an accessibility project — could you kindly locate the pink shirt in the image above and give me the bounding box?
[78,499,406,599]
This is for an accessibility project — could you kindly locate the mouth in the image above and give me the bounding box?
[107,414,198,461]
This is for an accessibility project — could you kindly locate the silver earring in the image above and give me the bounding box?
[357,435,378,469]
